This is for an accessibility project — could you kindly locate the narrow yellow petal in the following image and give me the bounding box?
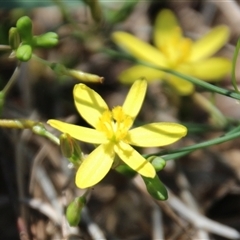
[47,120,106,144]
[127,123,187,147]
[154,9,181,49]
[166,75,194,96]
[119,65,165,84]
[122,79,147,120]
[75,143,114,188]
[73,84,109,128]
[114,141,155,178]
[112,31,168,67]
[189,25,229,62]
[191,57,231,81]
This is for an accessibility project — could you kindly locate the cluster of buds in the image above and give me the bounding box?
[9,16,59,61]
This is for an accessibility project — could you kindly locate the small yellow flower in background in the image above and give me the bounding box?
[112,9,232,95]
[48,79,187,188]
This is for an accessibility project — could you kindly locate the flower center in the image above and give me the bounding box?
[96,106,133,143]
[160,27,192,68]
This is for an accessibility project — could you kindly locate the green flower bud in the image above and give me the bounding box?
[66,196,86,226]
[148,156,166,172]
[16,44,32,62]
[9,27,20,50]
[142,175,168,201]
[32,32,59,48]
[60,133,83,166]
[31,123,47,135]
[115,164,137,178]
[16,16,32,43]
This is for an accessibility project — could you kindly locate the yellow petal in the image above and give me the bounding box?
[47,120,106,144]
[75,143,114,188]
[112,31,168,67]
[114,141,155,178]
[191,57,231,81]
[122,79,147,120]
[189,25,229,62]
[166,74,194,96]
[127,122,187,147]
[119,65,165,84]
[154,9,181,49]
[73,84,109,128]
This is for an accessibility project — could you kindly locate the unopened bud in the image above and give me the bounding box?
[115,164,136,178]
[60,133,83,167]
[66,196,86,226]
[16,44,32,62]
[50,63,103,83]
[16,16,32,43]
[33,32,59,48]
[142,175,168,201]
[148,156,166,172]
[66,69,104,83]
[9,27,20,50]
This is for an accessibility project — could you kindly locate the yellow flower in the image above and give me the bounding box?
[48,79,187,188]
[112,9,231,95]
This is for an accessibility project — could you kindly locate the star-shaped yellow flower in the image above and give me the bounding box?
[112,9,231,95]
[48,79,187,188]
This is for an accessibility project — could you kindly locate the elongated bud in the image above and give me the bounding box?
[16,16,32,43]
[67,69,104,83]
[60,133,83,167]
[148,156,166,172]
[66,196,86,226]
[50,63,104,83]
[16,44,32,62]
[142,175,168,200]
[9,27,20,50]
[32,32,59,48]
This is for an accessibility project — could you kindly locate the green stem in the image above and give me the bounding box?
[152,125,240,161]
[0,45,11,51]
[192,92,227,128]
[105,49,240,100]
[141,60,240,100]
[32,54,52,67]
[231,37,240,93]
[2,65,20,95]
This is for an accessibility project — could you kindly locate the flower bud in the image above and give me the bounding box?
[9,27,20,50]
[50,63,104,83]
[32,32,59,48]
[142,175,168,200]
[16,16,32,43]
[66,196,86,226]
[115,164,136,178]
[66,69,104,83]
[60,133,83,167]
[148,156,166,172]
[16,44,32,62]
